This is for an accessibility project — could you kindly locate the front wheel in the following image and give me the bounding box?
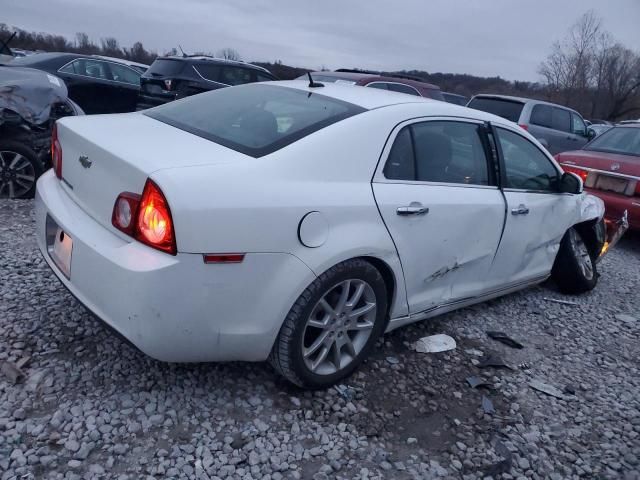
[552,227,598,294]
[269,259,388,389]
[0,140,43,199]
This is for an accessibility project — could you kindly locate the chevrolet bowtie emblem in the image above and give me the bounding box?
[610,163,620,171]
[79,155,92,169]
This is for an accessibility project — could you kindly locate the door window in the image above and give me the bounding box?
[384,121,491,186]
[195,64,222,82]
[530,104,552,128]
[59,59,110,80]
[496,127,560,191]
[571,113,587,136]
[365,82,389,90]
[256,72,274,82]
[551,108,571,132]
[107,63,140,85]
[220,66,252,85]
[387,83,420,96]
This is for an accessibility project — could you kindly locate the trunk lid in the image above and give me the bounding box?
[556,149,640,178]
[57,112,248,232]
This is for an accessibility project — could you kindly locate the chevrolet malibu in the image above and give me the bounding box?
[37,81,613,388]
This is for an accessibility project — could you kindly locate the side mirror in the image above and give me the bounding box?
[586,128,596,140]
[559,172,583,194]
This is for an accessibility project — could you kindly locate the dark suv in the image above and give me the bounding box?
[300,69,444,101]
[137,56,277,109]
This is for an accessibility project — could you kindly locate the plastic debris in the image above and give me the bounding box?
[529,379,569,400]
[466,376,492,389]
[1,361,25,384]
[477,354,513,370]
[543,297,579,306]
[481,395,495,414]
[486,331,524,349]
[415,334,456,353]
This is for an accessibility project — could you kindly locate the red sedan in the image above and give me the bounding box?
[556,125,640,231]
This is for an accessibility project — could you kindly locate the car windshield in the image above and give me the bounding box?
[467,97,525,122]
[145,84,366,157]
[585,127,640,156]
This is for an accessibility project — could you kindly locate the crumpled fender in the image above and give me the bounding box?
[579,192,605,222]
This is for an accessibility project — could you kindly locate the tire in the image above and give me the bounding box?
[552,227,598,294]
[269,258,388,389]
[0,140,43,199]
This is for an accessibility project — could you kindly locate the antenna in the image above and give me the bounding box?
[307,72,324,88]
[178,45,187,57]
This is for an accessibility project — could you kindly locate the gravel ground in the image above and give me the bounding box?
[1,199,639,480]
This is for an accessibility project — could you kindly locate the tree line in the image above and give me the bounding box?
[2,11,638,121]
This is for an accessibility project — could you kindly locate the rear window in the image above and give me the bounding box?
[467,97,524,122]
[145,84,366,157]
[146,59,185,76]
[585,127,640,156]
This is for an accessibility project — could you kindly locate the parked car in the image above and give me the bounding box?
[556,124,640,231]
[137,56,277,109]
[37,81,626,388]
[589,124,613,137]
[9,52,148,114]
[0,66,83,198]
[299,69,445,101]
[442,92,469,106]
[467,95,594,155]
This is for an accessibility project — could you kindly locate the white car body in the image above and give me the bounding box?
[35,81,605,366]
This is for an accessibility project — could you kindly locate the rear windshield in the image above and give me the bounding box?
[585,127,640,156]
[297,74,357,85]
[145,84,366,157]
[146,59,185,76]
[467,97,524,122]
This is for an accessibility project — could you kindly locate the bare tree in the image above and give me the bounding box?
[216,48,241,61]
[100,37,121,57]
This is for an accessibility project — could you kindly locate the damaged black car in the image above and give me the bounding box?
[0,66,82,198]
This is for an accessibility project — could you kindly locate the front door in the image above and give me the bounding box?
[487,125,577,286]
[373,118,505,314]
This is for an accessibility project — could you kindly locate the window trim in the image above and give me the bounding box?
[57,58,141,86]
[192,65,231,87]
[491,124,565,194]
[365,81,421,97]
[374,117,499,189]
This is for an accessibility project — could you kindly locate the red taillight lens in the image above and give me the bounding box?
[203,254,245,264]
[562,165,589,184]
[518,124,529,131]
[135,180,177,255]
[112,192,141,235]
[51,123,62,179]
[111,179,177,255]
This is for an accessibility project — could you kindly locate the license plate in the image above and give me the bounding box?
[596,175,628,194]
[46,217,73,279]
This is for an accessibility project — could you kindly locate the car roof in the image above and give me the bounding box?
[274,81,510,124]
[309,71,440,90]
[471,94,581,114]
[157,55,271,73]
[12,52,146,68]
[92,55,149,69]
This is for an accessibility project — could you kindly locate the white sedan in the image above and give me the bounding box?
[36,80,611,388]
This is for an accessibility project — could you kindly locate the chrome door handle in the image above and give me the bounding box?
[397,204,429,216]
[511,204,530,215]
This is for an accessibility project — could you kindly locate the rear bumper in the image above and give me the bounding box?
[585,187,640,230]
[35,170,316,362]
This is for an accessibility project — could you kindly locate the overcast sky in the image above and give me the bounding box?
[4,0,639,81]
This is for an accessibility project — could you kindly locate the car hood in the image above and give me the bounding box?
[556,149,640,177]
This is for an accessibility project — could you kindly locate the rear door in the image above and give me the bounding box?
[372,118,505,313]
[58,58,114,114]
[570,112,590,149]
[550,107,576,154]
[487,126,575,286]
[104,62,141,113]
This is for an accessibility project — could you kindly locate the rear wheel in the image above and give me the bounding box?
[0,140,43,199]
[270,259,388,389]
[552,227,598,294]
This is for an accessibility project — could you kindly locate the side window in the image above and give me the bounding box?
[366,82,388,90]
[496,127,560,191]
[195,64,221,82]
[387,83,420,96]
[571,113,586,136]
[107,63,140,85]
[60,59,110,79]
[530,105,552,128]
[220,67,252,85]
[551,108,571,132]
[383,121,491,186]
[256,72,274,82]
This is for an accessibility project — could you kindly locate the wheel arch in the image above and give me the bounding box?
[357,255,397,320]
[572,217,605,259]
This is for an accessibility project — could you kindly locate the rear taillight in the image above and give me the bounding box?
[518,124,529,131]
[111,179,177,255]
[561,164,589,184]
[51,123,62,179]
[163,79,173,91]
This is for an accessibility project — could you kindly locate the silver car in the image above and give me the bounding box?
[467,94,595,155]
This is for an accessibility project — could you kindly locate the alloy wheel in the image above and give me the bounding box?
[569,229,594,280]
[302,279,377,376]
[0,151,36,199]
